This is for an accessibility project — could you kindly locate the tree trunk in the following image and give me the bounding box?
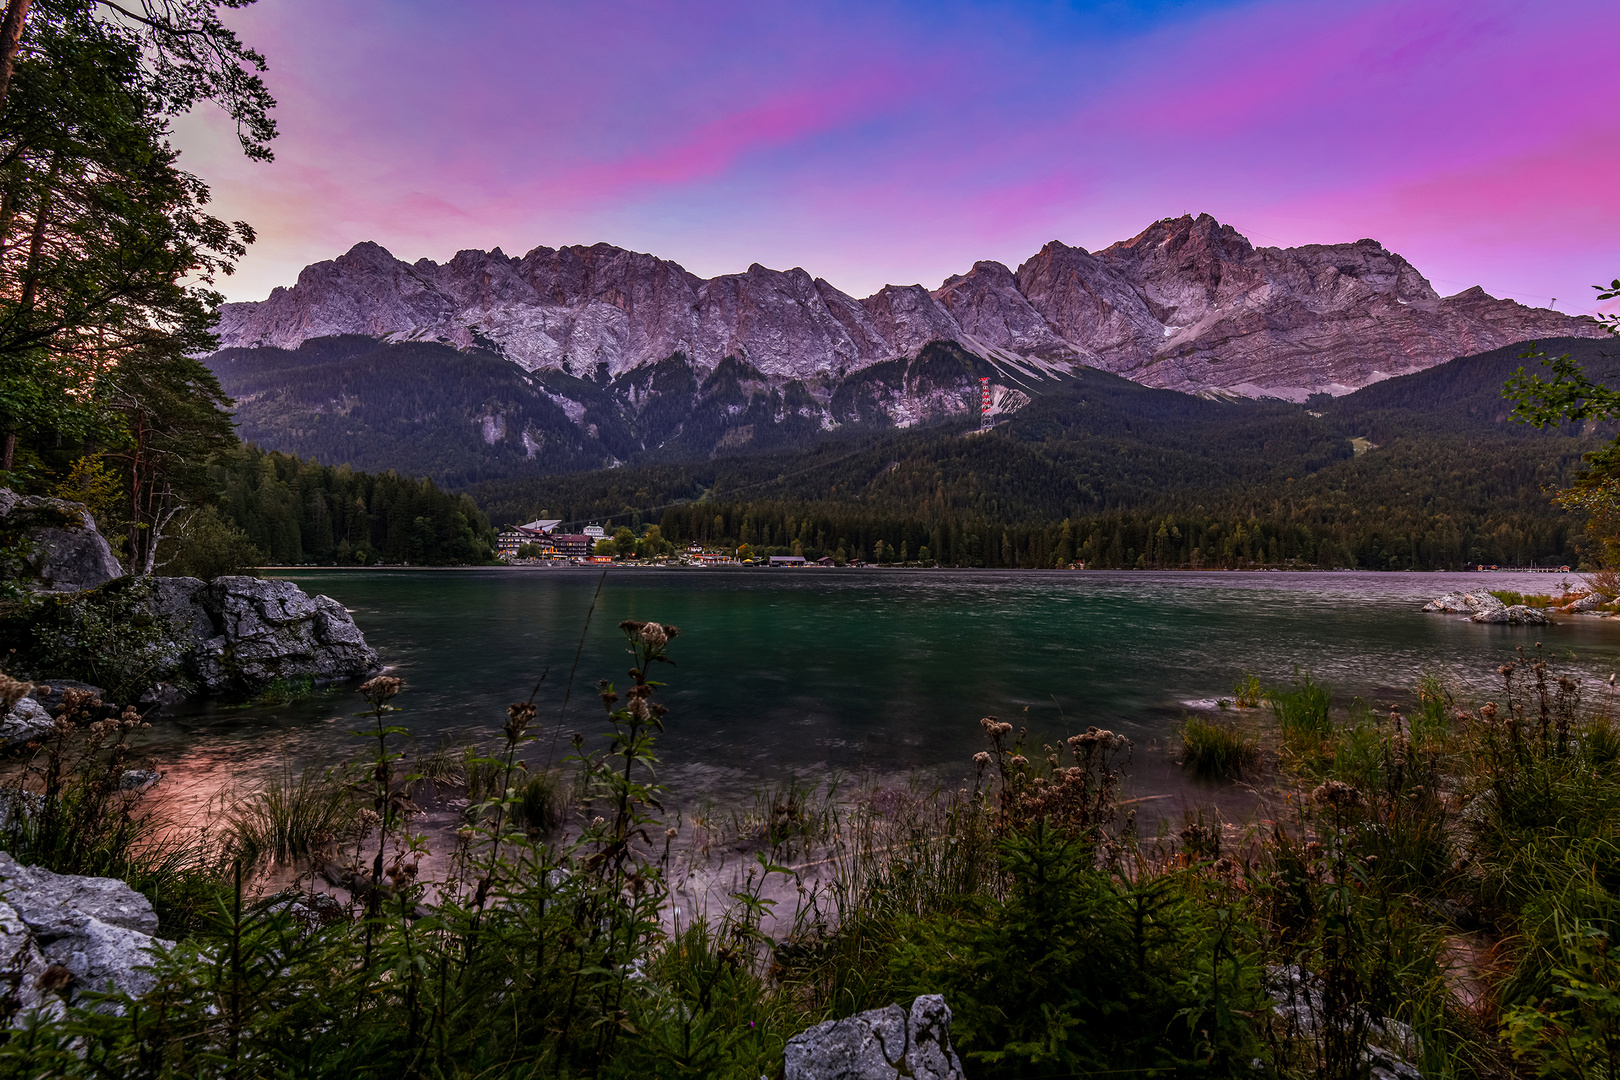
[127,407,145,570]
[0,0,31,117]
[16,151,57,313]
[1,429,13,473]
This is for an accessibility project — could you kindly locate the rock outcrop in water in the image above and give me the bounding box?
[1,491,379,704]
[1421,590,1553,625]
[152,575,380,698]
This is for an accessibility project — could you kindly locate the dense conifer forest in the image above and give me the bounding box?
[470,337,1617,569]
[207,444,495,566]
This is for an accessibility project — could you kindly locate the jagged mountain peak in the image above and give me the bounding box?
[217,215,1603,401]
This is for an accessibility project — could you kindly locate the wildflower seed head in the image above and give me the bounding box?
[505,700,537,740]
[665,827,678,839]
[972,751,991,766]
[360,676,401,705]
[1311,779,1364,809]
[0,674,32,710]
[637,622,669,650]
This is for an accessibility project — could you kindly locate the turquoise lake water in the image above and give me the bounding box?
[146,567,1620,821]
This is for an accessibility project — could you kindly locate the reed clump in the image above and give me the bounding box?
[1180,713,1262,779]
[223,763,358,868]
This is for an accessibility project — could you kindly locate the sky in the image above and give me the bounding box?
[172,0,1620,317]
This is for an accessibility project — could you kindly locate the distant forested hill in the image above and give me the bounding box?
[209,444,495,565]
[466,337,1618,570]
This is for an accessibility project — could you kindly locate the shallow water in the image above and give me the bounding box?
[144,567,1620,824]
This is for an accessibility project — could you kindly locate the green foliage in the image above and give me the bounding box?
[209,443,495,565]
[0,1,265,477]
[1271,670,1333,744]
[1503,923,1620,1079]
[891,825,1266,1076]
[2,576,182,702]
[157,504,264,579]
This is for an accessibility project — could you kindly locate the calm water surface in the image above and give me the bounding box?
[146,568,1620,821]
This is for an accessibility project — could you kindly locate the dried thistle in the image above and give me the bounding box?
[1310,780,1364,809]
[0,673,31,710]
[359,676,401,706]
[505,700,537,741]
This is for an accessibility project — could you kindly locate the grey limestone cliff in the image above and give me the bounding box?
[217,213,1602,405]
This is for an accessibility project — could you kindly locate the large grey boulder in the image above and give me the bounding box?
[188,576,378,694]
[784,994,964,1080]
[1563,591,1610,613]
[0,488,123,592]
[1421,592,1474,613]
[1472,603,1551,626]
[0,851,171,1025]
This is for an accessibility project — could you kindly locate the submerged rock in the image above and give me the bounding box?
[0,851,171,1025]
[784,994,964,1080]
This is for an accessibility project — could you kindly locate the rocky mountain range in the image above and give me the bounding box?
[210,214,1601,477]
[219,213,1598,399]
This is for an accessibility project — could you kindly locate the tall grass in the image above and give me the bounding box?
[1271,669,1332,742]
[224,763,358,868]
[1179,713,1261,779]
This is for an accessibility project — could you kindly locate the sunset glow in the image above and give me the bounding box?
[175,0,1620,316]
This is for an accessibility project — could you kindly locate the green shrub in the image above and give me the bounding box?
[157,505,264,579]
[1232,671,1264,708]
[2,577,181,703]
[891,824,1267,1077]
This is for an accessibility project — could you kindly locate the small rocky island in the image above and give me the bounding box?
[1,488,378,743]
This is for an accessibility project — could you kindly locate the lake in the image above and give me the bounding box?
[145,567,1620,824]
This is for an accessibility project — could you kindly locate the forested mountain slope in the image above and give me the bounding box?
[467,337,1617,569]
